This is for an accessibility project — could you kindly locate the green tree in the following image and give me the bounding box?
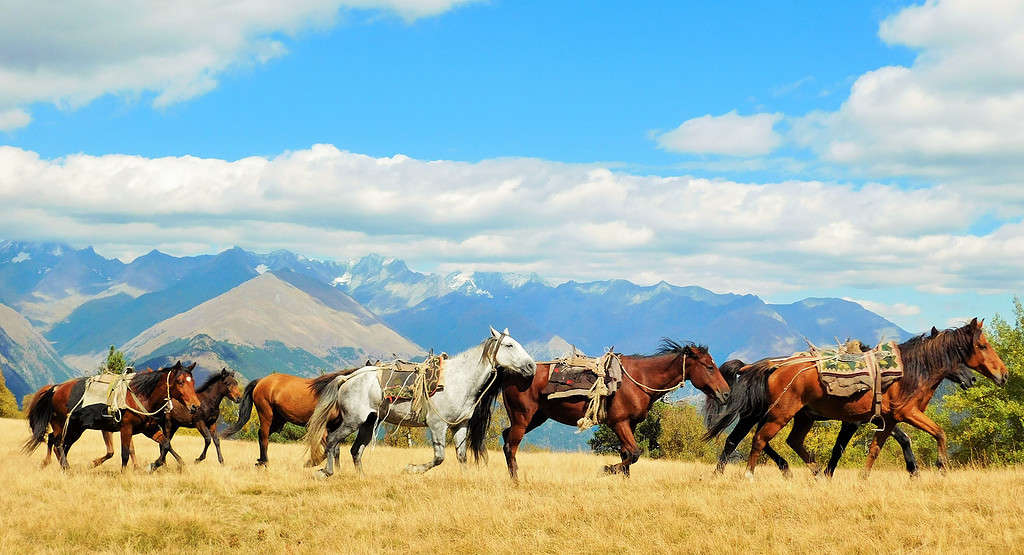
[0,371,19,418]
[940,298,1024,464]
[98,345,129,374]
[588,401,666,458]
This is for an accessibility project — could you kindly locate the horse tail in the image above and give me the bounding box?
[221,379,258,437]
[467,372,503,464]
[703,359,743,429]
[22,385,55,454]
[702,360,774,441]
[304,376,342,465]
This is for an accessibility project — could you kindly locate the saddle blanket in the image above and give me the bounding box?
[540,348,623,400]
[816,341,903,397]
[80,371,133,413]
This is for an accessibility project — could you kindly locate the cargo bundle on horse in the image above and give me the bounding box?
[501,338,730,481]
[304,327,536,478]
[704,319,1008,479]
[22,361,201,471]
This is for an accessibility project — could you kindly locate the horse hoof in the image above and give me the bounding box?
[147,464,157,473]
[194,458,203,464]
[403,464,424,474]
[603,465,617,475]
[314,469,331,480]
[744,471,755,481]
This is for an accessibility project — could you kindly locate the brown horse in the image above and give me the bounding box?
[501,339,730,481]
[22,361,202,471]
[221,370,348,466]
[93,368,244,468]
[704,319,1008,478]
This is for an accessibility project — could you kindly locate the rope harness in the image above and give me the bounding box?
[59,370,176,445]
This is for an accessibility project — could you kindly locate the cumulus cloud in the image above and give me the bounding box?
[2,144,1023,297]
[789,0,1024,183]
[0,0,475,124]
[655,111,783,156]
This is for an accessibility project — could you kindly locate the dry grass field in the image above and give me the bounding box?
[1,417,1023,554]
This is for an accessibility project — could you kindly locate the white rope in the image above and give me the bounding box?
[621,353,687,395]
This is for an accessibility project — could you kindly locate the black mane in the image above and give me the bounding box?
[654,338,708,357]
[308,368,357,397]
[195,371,228,394]
[897,323,979,397]
[130,367,173,397]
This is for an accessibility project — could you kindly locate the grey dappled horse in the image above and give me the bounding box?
[305,327,535,478]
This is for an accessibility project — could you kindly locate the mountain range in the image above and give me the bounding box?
[0,239,912,448]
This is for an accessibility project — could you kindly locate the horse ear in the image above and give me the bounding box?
[930,326,939,338]
[490,326,500,338]
[173,360,183,369]
[503,327,509,335]
[187,362,197,371]
[969,317,978,328]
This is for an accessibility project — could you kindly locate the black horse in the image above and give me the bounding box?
[705,339,978,477]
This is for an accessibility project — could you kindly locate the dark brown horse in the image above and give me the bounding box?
[706,349,980,477]
[22,361,202,471]
[501,339,730,481]
[93,368,243,468]
[221,370,348,466]
[705,319,1008,478]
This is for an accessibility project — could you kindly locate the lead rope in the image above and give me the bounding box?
[621,353,688,395]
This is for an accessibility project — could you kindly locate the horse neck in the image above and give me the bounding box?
[624,353,683,390]
[897,334,969,398]
[199,380,226,408]
[443,344,494,398]
[131,372,168,412]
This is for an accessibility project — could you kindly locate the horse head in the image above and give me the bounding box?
[962,318,1009,386]
[169,360,202,414]
[487,326,536,378]
[219,368,243,402]
[679,343,730,404]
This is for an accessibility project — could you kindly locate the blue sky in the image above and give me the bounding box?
[2,0,1023,333]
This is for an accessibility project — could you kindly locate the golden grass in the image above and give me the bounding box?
[1,417,1023,554]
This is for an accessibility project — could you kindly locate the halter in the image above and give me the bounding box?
[622,351,689,395]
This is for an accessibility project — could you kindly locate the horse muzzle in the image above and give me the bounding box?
[716,390,730,404]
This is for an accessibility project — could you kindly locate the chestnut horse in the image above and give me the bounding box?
[706,350,980,477]
[501,339,730,481]
[221,370,350,466]
[704,319,1008,478]
[22,361,201,471]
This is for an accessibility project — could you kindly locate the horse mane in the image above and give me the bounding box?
[703,358,744,428]
[195,371,226,394]
[897,322,979,397]
[130,367,172,397]
[649,338,708,358]
[480,336,501,365]
[308,368,358,397]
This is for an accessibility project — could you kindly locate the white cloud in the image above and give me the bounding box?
[843,298,922,319]
[0,0,475,124]
[655,111,783,156]
[0,108,29,131]
[2,144,1023,297]
[789,0,1024,183]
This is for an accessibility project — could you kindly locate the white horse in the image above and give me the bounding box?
[305,326,536,478]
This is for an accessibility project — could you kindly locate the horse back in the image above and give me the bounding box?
[255,373,320,424]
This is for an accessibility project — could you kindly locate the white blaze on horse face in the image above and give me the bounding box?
[495,334,536,377]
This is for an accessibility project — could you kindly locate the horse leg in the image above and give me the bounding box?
[890,425,919,477]
[604,419,640,477]
[210,423,226,465]
[42,432,56,468]
[785,413,820,475]
[862,420,895,478]
[899,408,948,473]
[350,412,377,474]
[502,409,546,483]
[92,431,116,467]
[254,401,275,467]
[315,419,359,479]
[452,423,470,466]
[58,424,85,470]
[195,420,212,463]
[746,401,803,479]
[824,422,859,478]
[120,426,135,471]
[762,441,792,477]
[716,416,782,474]
[405,417,447,474]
